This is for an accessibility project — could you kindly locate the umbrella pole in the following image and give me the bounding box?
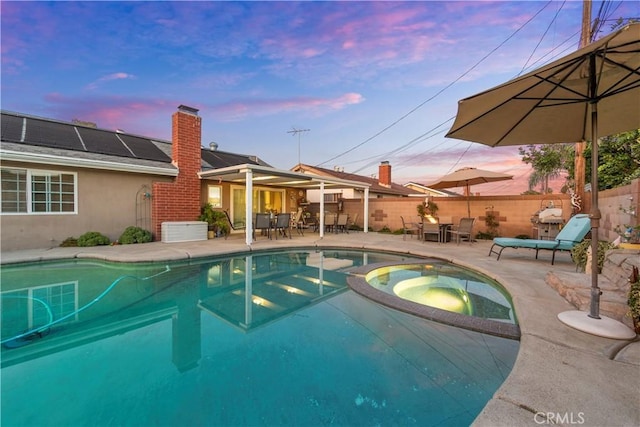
[466,183,471,217]
[588,103,602,319]
[557,57,634,339]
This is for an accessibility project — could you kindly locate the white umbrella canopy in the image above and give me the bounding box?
[446,23,640,339]
[427,167,513,217]
[446,23,640,146]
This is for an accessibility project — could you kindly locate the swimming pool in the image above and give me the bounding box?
[1,248,519,426]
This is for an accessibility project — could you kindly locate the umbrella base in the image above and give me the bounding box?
[558,310,636,340]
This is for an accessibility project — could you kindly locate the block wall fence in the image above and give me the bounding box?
[340,179,639,241]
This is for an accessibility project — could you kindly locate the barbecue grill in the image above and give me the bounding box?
[531,200,564,240]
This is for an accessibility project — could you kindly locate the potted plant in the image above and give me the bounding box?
[417,200,439,220]
[198,203,230,238]
[615,224,640,249]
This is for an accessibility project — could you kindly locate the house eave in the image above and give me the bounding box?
[0,150,179,176]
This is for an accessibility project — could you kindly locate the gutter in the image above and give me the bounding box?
[0,150,179,176]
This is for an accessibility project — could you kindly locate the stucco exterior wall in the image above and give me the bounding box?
[1,161,172,250]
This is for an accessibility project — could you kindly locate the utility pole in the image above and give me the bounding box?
[287,127,310,166]
[574,0,592,213]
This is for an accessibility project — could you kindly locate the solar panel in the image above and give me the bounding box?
[77,127,133,157]
[202,150,259,168]
[119,134,171,162]
[23,118,84,151]
[1,114,24,142]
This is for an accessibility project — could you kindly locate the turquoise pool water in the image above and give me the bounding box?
[1,249,519,426]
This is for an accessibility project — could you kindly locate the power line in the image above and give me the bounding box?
[315,0,556,170]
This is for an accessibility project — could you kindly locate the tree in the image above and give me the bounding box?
[583,129,640,190]
[518,144,574,193]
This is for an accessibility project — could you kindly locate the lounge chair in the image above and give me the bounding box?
[488,213,590,264]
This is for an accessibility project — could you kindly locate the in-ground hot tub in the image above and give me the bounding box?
[347,261,520,339]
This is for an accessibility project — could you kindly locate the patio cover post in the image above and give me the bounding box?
[245,169,253,246]
[244,255,253,325]
[363,187,369,233]
[319,181,325,238]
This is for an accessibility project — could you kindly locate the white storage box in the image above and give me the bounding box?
[161,221,208,243]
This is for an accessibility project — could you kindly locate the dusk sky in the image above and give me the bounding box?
[2,1,638,194]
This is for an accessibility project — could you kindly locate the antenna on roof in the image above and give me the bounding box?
[287,127,310,165]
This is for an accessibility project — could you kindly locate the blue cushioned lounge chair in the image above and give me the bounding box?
[488,214,591,264]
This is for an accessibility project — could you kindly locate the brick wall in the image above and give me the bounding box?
[379,161,391,187]
[152,106,203,239]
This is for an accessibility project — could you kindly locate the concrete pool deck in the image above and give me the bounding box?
[2,232,639,427]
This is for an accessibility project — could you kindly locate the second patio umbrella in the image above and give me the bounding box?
[427,167,513,217]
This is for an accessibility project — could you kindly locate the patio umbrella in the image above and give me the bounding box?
[427,167,513,217]
[446,23,639,339]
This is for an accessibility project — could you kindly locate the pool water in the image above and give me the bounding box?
[366,263,517,324]
[1,249,519,426]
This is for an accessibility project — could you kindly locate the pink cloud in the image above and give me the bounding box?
[85,72,136,90]
[211,92,365,121]
[42,92,174,139]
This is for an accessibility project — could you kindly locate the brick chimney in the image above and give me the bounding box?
[151,105,203,240]
[379,161,391,187]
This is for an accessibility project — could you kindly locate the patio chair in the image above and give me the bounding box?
[335,213,349,233]
[292,209,306,235]
[488,214,590,265]
[423,220,441,243]
[223,209,245,231]
[324,213,337,233]
[274,213,291,239]
[347,213,359,232]
[254,213,272,240]
[448,217,475,245]
[400,216,421,240]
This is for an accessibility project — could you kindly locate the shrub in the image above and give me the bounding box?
[119,226,152,244]
[60,237,78,247]
[571,239,615,272]
[77,231,110,247]
[475,232,495,240]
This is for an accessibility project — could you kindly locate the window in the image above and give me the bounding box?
[231,186,285,223]
[207,185,222,208]
[1,281,78,331]
[1,167,77,214]
[1,168,26,213]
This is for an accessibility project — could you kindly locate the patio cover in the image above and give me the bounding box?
[199,163,371,244]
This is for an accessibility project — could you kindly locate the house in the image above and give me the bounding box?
[403,182,459,197]
[1,106,370,250]
[291,161,418,205]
